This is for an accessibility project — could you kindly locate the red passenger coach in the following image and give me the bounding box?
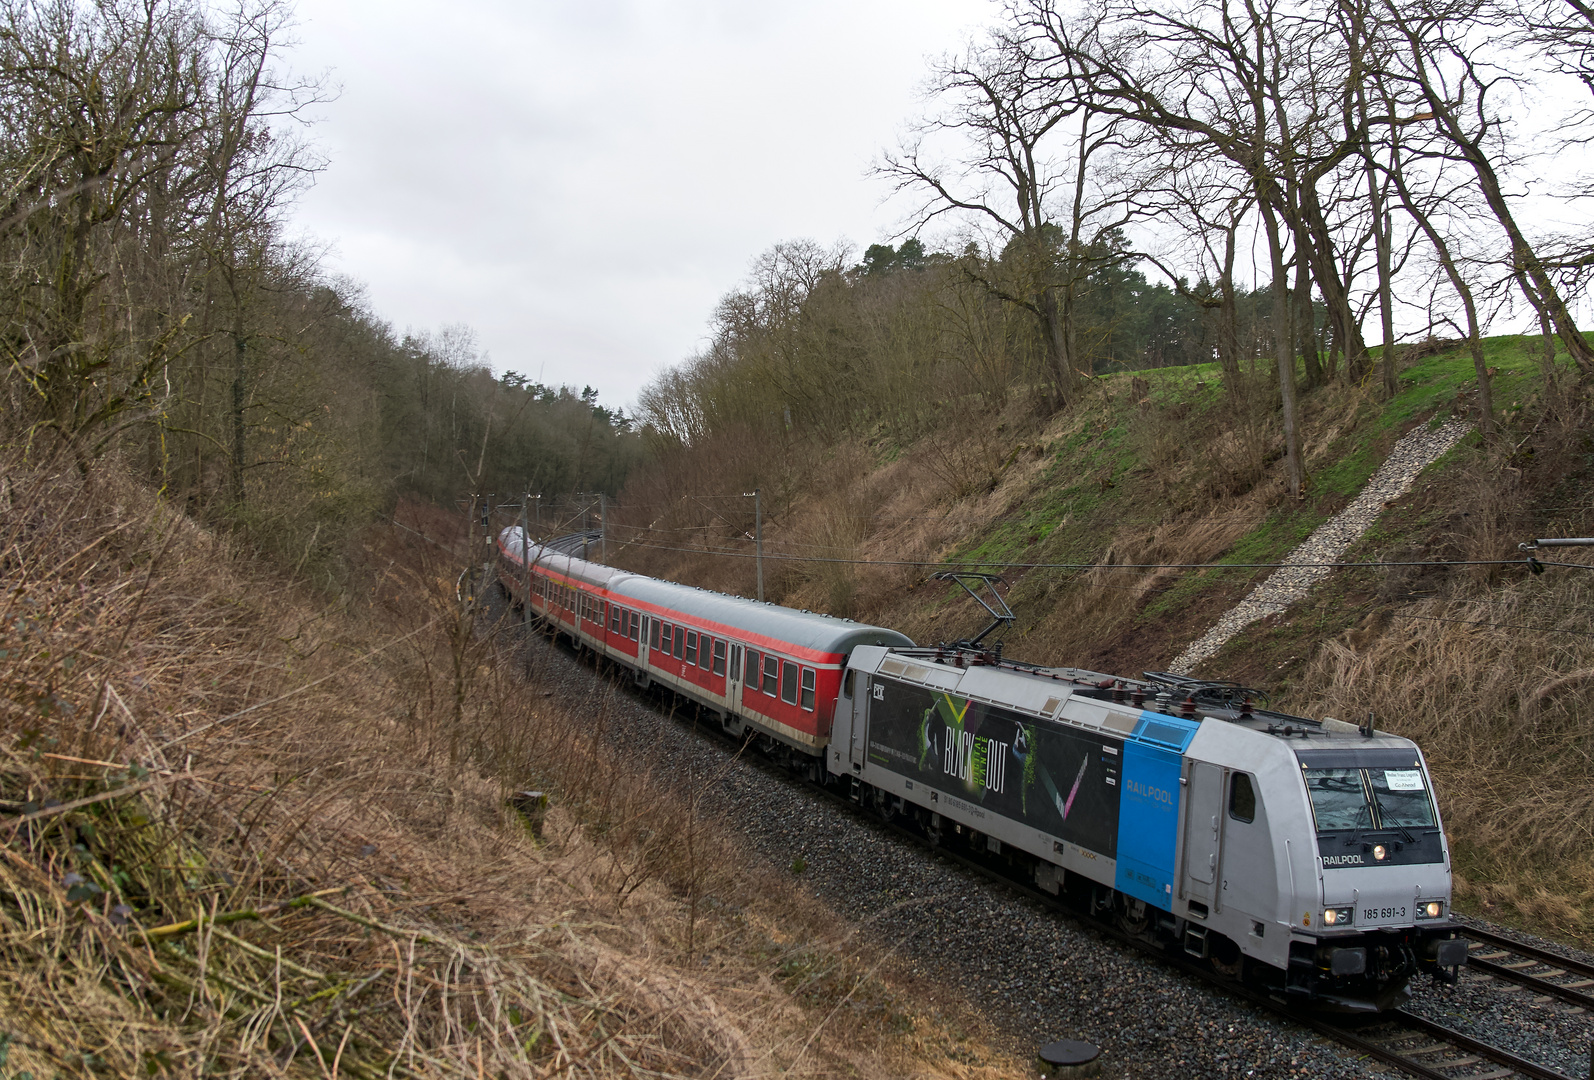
[496,527,913,761]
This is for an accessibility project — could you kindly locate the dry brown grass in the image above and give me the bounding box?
[1299,581,1594,943]
[0,451,1027,1078]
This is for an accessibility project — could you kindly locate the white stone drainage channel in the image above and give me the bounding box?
[1167,418,1474,676]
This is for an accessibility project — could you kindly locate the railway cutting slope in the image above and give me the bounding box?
[1168,418,1473,674]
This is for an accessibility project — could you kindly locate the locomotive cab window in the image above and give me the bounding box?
[762,655,779,696]
[1229,772,1256,823]
[780,661,798,705]
[1368,768,1437,829]
[684,631,697,665]
[842,670,854,698]
[800,668,815,711]
[1304,768,1374,833]
[712,639,726,676]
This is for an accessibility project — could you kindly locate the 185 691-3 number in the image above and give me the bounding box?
[1361,905,1407,923]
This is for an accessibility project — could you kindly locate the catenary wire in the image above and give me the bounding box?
[598,535,1552,573]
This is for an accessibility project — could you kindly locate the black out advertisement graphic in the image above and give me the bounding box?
[865,677,1120,859]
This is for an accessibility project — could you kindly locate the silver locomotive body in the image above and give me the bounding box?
[833,646,1464,1011]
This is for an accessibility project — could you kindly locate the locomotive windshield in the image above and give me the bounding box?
[1367,768,1437,829]
[1298,751,1444,865]
[1304,768,1375,832]
[1303,767,1437,833]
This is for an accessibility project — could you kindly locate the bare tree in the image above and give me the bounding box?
[1380,0,1594,373]
[0,0,208,465]
[881,29,1135,411]
[192,0,327,505]
[1011,0,1328,494]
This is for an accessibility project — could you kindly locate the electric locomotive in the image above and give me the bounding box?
[494,527,1465,1011]
[831,646,1466,1012]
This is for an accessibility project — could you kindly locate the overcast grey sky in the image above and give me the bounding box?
[286,0,995,409]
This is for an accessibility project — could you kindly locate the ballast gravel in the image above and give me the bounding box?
[509,626,1594,1079]
[1169,418,1474,675]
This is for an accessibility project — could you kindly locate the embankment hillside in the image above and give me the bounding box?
[0,455,1024,1078]
[609,336,1594,945]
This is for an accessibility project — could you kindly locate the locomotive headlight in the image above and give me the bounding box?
[1416,900,1445,920]
[1322,906,1354,926]
[1372,844,1388,861]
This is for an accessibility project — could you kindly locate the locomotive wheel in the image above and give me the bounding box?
[1116,897,1151,939]
[1209,933,1243,979]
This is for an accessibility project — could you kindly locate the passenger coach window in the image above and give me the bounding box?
[762,655,779,695]
[712,639,726,676]
[660,624,673,654]
[745,650,759,683]
[650,619,661,650]
[780,661,798,705]
[685,631,698,665]
[698,635,712,669]
[1229,773,1256,823]
[800,668,815,711]
[609,606,620,633]
[672,626,684,659]
[629,612,640,641]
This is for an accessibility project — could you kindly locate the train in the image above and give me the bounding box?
[495,526,1468,1012]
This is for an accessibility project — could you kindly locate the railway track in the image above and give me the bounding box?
[1310,1009,1580,1080]
[1461,924,1594,1013]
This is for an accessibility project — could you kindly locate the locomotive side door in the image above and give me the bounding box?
[847,673,871,770]
[1182,760,1225,910]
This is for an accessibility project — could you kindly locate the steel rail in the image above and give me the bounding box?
[1385,1009,1577,1080]
[1461,925,1594,1011]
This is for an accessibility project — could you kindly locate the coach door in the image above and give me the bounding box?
[727,644,744,714]
[1181,760,1225,911]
